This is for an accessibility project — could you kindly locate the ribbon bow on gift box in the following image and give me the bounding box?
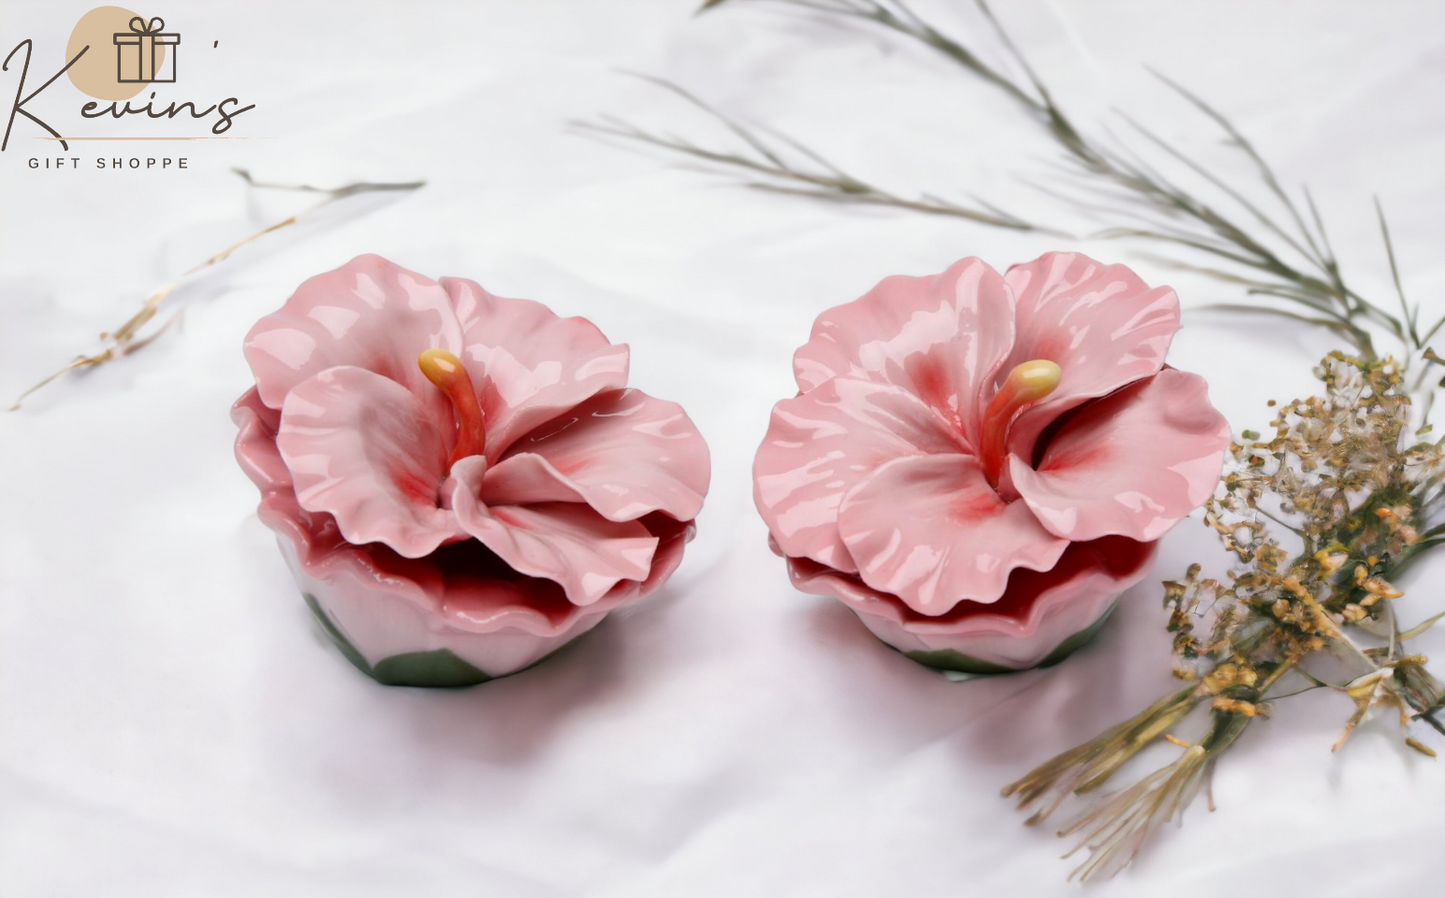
[127,16,166,35]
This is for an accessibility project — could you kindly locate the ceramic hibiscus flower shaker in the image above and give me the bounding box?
[753,253,1231,674]
[233,255,710,687]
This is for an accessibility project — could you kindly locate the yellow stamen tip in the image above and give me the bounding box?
[1005,359,1062,402]
[979,359,1063,488]
[418,348,465,387]
[417,348,487,466]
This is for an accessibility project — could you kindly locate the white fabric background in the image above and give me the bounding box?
[2,1,1444,894]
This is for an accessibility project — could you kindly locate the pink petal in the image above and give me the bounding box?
[413,537,635,634]
[635,516,696,598]
[276,366,464,557]
[1010,369,1230,542]
[476,453,589,507]
[786,536,1155,669]
[486,388,710,523]
[442,278,631,459]
[836,454,1069,613]
[1002,252,1180,459]
[244,255,464,417]
[449,457,659,605]
[791,257,1016,449]
[232,387,290,496]
[753,376,966,572]
[258,490,632,638]
[788,535,1150,624]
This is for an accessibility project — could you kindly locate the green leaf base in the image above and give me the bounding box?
[901,602,1118,679]
[303,593,492,688]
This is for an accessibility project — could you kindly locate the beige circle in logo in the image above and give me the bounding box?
[66,6,166,101]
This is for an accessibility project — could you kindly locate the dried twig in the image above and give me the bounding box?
[594,0,1431,363]
[9,170,425,410]
[574,72,1040,231]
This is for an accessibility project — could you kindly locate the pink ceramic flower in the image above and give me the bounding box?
[753,253,1230,672]
[233,255,710,686]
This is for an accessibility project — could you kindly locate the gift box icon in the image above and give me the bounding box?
[113,16,180,84]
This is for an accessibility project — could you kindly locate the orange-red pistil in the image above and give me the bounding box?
[418,348,486,468]
[979,359,1062,488]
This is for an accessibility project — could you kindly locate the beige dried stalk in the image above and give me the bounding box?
[9,168,424,410]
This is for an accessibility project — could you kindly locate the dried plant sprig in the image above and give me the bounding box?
[1003,354,1445,879]
[9,169,425,411]
[573,73,1038,231]
[229,168,426,204]
[595,0,1438,362]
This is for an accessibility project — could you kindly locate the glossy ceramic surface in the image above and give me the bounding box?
[753,252,1230,671]
[785,536,1155,672]
[234,254,710,684]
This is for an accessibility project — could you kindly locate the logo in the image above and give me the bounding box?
[2,5,254,155]
[115,16,178,84]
